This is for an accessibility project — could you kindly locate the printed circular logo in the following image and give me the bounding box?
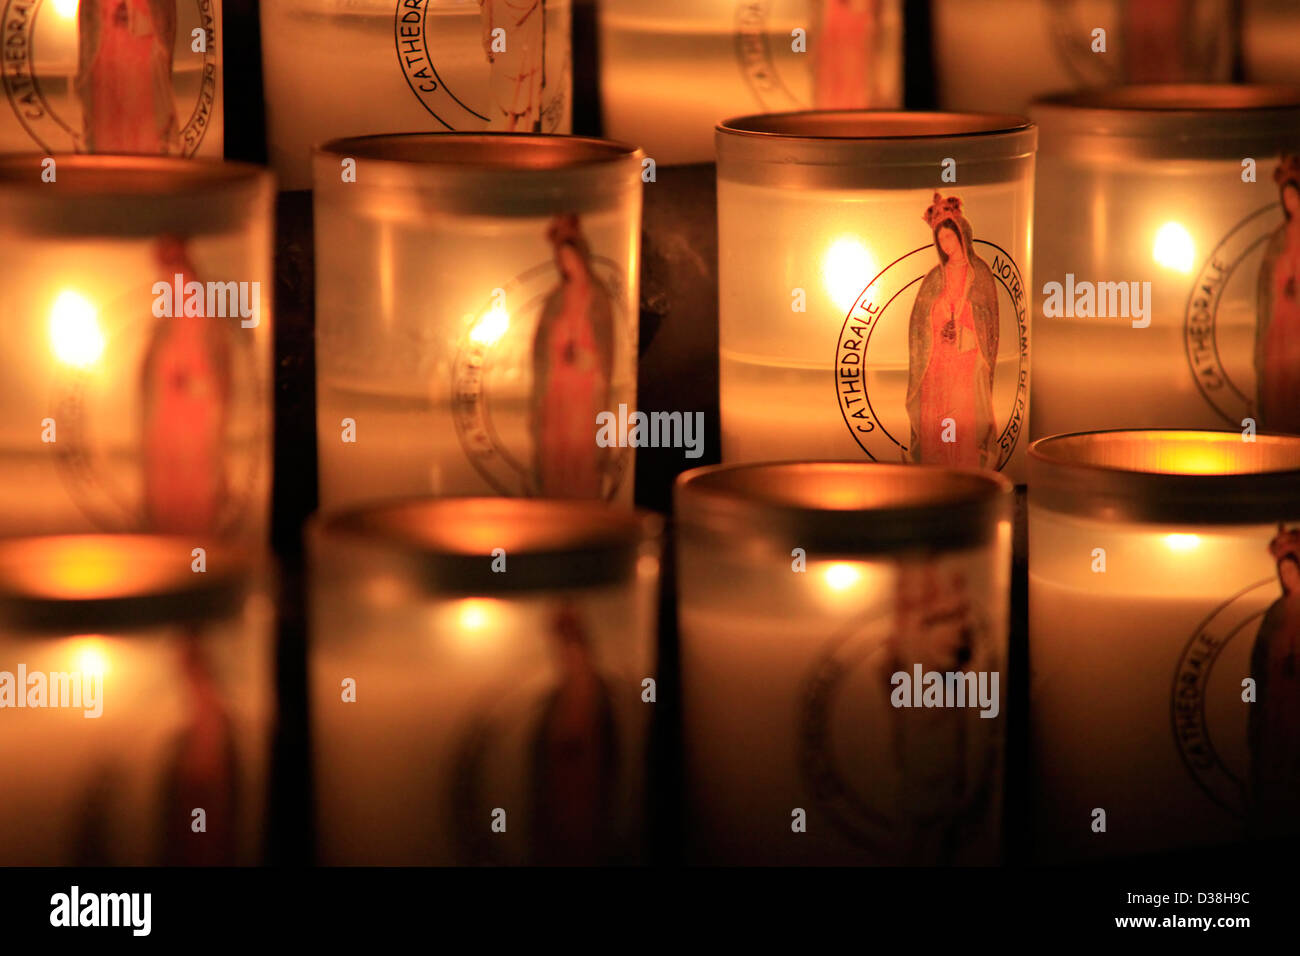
[51,276,266,536]
[834,193,1028,471]
[395,0,568,132]
[1186,156,1300,432]
[733,1,801,112]
[452,215,631,500]
[1,0,218,155]
[1172,555,1300,828]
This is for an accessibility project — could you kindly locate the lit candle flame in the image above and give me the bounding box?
[469,305,509,347]
[1165,533,1200,552]
[822,562,861,592]
[49,289,105,367]
[1153,222,1195,274]
[68,637,111,677]
[52,0,78,19]
[822,237,874,315]
[456,598,500,635]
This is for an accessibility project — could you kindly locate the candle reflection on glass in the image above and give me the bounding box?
[1029,430,1300,859]
[0,535,272,865]
[260,0,573,190]
[932,0,1233,114]
[675,462,1012,864]
[0,0,223,157]
[716,112,1035,479]
[0,156,273,540]
[597,0,903,164]
[308,498,661,865]
[1030,85,1300,439]
[312,134,642,511]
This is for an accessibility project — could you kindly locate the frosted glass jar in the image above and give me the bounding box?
[597,0,902,165]
[313,133,642,510]
[0,156,274,541]
[0,535,273,865]
[0,0,223,157]
[261,0,572,190]
[932,0,1233,114]
[717,112,1035,480]
[1030,86,1300,440]
[1029,430,1300,859]
[309,497,661,864]
[676,462,1013,864]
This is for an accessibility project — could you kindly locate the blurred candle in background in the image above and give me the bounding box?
[1030,86,1300,440]
[0,157,274,540]
[313,133,641,510]
[675,462,1012,864]
[931,0,1234,114]
[1242,0,1300,84]
[308,497,661,865]
[716,112,1035,479]
[0,535,272,865]
[597,0,902,165]
[261,0,572,190]
[0,0,223,156]
[1029,430,1300,859]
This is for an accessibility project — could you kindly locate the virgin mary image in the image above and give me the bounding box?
[530,214,616,498]
[1248,525,1300,836]
[905,193,1000,468]
[1255,155,1300,435]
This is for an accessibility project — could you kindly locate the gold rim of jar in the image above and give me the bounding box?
[674,461,1012,556]
[313,133,644,217]
[1028,429,1300,524]
[0,155,268,195]
[1030,84,1300,160]
[715,110,1036,188]
[0,536,258,634]
[0,156,272,236]
[317,132,642,169]
[309,497,662,593]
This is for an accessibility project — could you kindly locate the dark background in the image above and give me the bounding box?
[219,0,1280,869]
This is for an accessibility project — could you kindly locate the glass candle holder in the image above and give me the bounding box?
[1031,85,1300,440]
[0,156,274,540]
[675,462,1013,864]
[313,133,642,510]
[308,497,662,865]
[597,0,903,165]
[0,0,223,157]
[932,0,1234,114]
[261,0,573,190]
[1029,430,1300,860]
[717,112,1036,480]
[0,535,273,865]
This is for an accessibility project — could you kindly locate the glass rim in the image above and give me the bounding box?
[675,461,1011,555]
[1029,429,1300,524]
[310,497,662,592]
[316,132,643,169]
[0,535,258,633]
[0,155,269,196]
[1033,83,1300,114]
[717,109,1033,142]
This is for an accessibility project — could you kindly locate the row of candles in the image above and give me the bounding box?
[8,2,1300,171]
[1,1,1298,865]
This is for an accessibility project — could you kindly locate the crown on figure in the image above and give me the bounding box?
[922,192,964,229]
[1274,154,1300,187]
[1269,524,1300,562]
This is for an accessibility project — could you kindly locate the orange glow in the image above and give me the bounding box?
[822,562,862,592]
